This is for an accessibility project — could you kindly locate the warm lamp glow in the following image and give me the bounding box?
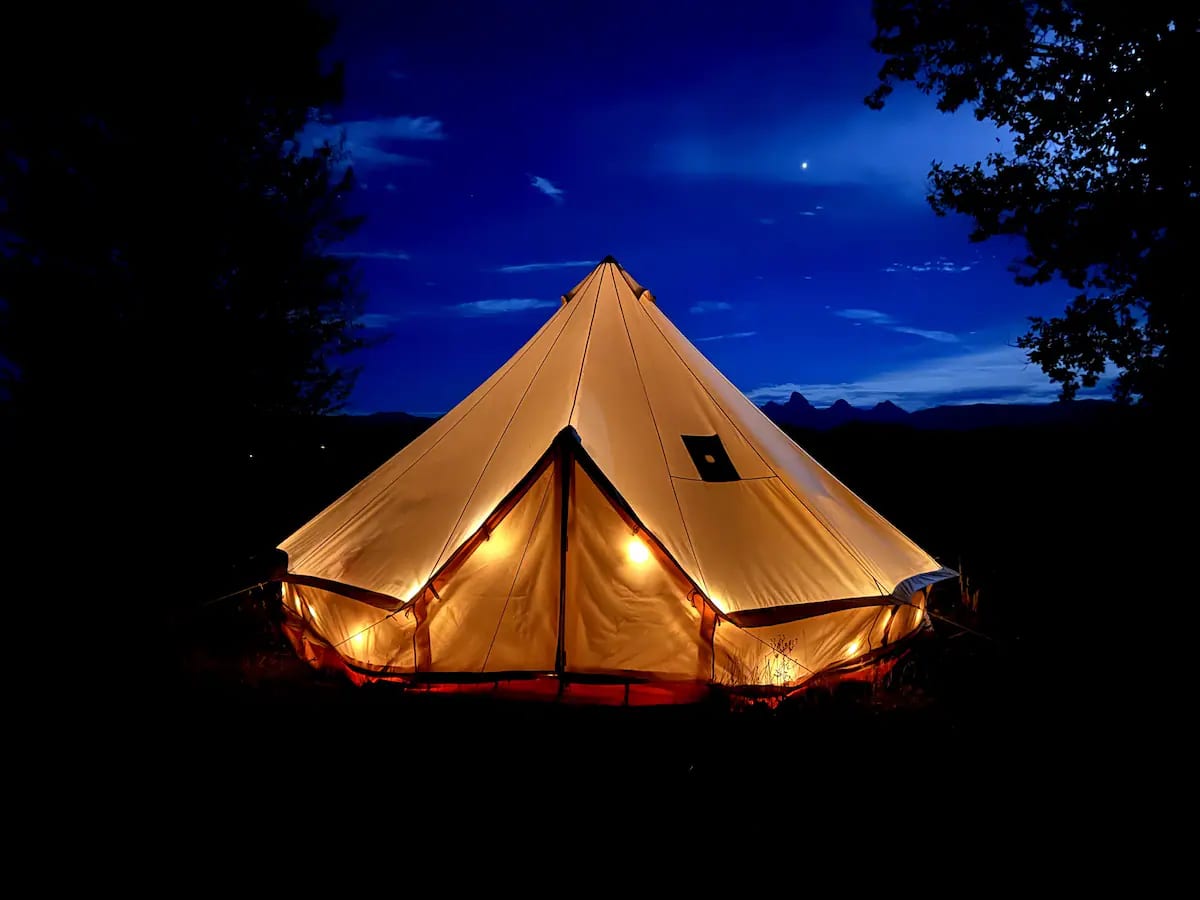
[474,527,511,562]
[845,639,860,656]
[285,587,303,615]
[625,536,651,565]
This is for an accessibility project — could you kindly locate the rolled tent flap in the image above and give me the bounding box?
[275,258,956,696]
[278,573,406,612]
[893,568,959,602]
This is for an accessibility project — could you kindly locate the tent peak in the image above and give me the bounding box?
[599,254,620,265]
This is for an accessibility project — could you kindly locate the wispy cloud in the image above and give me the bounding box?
[356,296,563,323]
[890,326,960,343]
[759,218,776,225]
[495,260,595,273]
[529,175,564,203]
[695,331,757,343]
[299,115,445,168]
[327,249,410,261]
[835,308,894,324]
[452,298,559,316]
[832,307,957,343]
[689,301,733,314]
[745,344,1111,409]
[884,257,973,273]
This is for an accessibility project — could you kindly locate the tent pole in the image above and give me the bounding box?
[554,433,571,693]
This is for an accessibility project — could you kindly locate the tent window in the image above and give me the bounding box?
[681,434,740,482]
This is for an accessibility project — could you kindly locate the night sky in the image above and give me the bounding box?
[313,0,1097,415]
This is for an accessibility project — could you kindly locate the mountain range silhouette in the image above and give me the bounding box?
[362,394,1115,431]
[759,392,1113,430]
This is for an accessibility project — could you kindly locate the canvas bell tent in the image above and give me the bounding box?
[276,257,954,702]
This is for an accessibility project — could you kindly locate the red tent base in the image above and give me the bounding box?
[282,618,905,706]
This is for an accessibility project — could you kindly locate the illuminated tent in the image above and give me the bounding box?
[277,257,954,701]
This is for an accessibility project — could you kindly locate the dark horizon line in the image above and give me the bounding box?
[345,395,1115,419]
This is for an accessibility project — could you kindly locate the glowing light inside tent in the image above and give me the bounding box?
[626,536,651,565]
[845,639,860,657]
[473,525,511,562]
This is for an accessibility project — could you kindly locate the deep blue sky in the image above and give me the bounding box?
[314,0,1092,414]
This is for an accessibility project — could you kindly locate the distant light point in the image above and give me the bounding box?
[801,161,809,170]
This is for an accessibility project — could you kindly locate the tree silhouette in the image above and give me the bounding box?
[867,1,1196,406]
[0,2,368,418]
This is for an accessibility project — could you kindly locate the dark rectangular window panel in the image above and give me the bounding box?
[681,433,740,482]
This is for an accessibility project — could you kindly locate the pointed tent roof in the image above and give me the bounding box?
[280,259,952,619]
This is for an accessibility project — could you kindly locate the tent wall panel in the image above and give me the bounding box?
[426,464,560,672]
[563,462,708,678]
[283,582,417,673]
[675,477,888,614]
[713,606,889,688]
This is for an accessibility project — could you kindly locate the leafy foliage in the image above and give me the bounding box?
[868,1,1196,404]
[0,2,370,416]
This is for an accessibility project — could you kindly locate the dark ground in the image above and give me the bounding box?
[10,406,1182,816]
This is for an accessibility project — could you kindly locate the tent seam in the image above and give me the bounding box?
[566,265,604,426]
[610,265,712,597]
[671,473,778,483]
